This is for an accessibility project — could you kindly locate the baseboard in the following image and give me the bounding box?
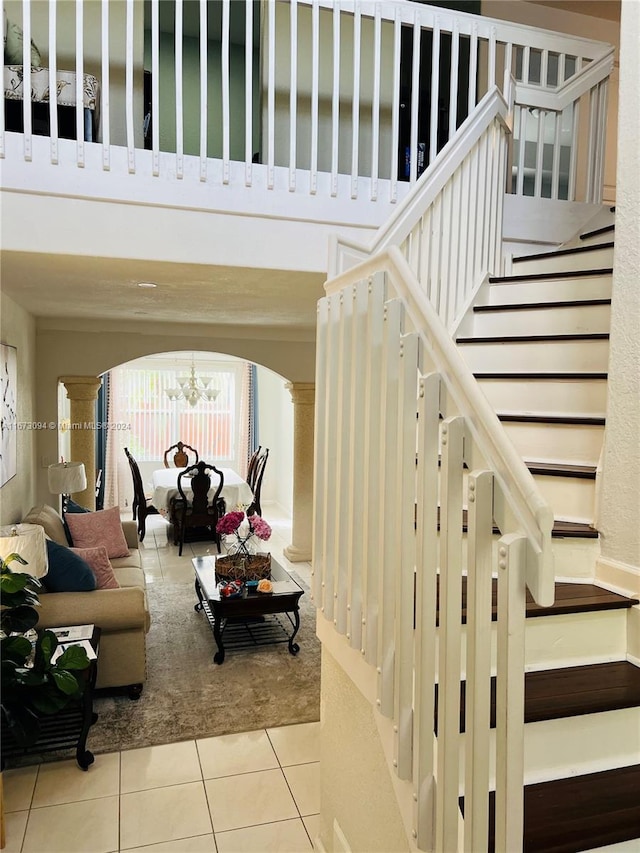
[595,556,640,598]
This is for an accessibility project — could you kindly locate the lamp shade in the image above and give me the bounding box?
[48,461,87,495]
[0,523,49,579]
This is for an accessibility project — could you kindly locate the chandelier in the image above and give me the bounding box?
[166,359,220,408]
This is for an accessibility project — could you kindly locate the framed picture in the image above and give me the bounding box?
[1,343,18,487]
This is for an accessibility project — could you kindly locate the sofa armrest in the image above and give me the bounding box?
[122,520,139,550]
[37,587,149,633]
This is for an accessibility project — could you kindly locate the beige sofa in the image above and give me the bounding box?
[22,505,151,697]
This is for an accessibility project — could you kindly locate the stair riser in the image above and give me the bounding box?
[473,304,610,337]
[477,378,608,417]
[502,422,604,467]
[513,245,614,274]
[457,707,640,792]
[551,535,600,580]
[533,473,596,525]
[459,338,609,373]
[489,275,612,304]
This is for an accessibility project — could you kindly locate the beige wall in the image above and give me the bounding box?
[596,2,640,613]
[318,650,410,853]
[33,322,314,507]
[0,293,37,524]
[256,366,294,517]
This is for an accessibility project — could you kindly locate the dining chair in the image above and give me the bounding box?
[246,445,262,490]
[175,461,225,556]
[163,441,199,469]
[247,448,269,517]
[124,447,159,542]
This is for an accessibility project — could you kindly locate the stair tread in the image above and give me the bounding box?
[457,333,609,344]
[498,414,605,426]
[489,267,613,284]
[474,298,611,312]
[486,764,640,852]
[580,223,615,240]
[475,372,608,380]
[449,511,598,539]
[525,461,596,479]
[513,241,615,264]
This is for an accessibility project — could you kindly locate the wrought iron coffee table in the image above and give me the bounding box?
[193,555,304,664]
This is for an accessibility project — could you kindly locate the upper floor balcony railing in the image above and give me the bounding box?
[2,0,613,217]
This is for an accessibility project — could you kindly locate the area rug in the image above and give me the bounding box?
[87,573,321,755]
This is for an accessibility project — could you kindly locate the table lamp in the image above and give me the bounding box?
[0,523,49,578]
[48,461,87,513]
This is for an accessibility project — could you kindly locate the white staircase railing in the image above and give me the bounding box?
[2,0,613,205]
[314,246,555,851]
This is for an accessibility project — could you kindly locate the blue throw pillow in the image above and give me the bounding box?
[42,539,97,593]
[63,499,91,544]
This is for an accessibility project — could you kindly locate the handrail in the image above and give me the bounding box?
[515,46,615,111]
[334,86,510,267]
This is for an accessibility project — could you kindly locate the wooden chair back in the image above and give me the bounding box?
[124,447,158,541]
[175,461,224,556]
[164,441,199,469]
[247,448,269,517]
[246,445,262,490]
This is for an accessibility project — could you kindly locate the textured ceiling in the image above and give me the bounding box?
[0,252,325,332]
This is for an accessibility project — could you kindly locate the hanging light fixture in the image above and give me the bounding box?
[166,357,220,408]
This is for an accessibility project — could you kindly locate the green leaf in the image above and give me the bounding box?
[56,645,91,670]
[1,603,40,634]
[35,630,58,667]
[1,634,33,664]
[51,669,81,696]
[31,686,71,714]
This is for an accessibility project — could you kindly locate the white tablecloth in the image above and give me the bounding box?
[151,467,253,518]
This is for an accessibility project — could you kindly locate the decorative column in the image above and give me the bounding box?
[60,376,102,510]
[284,382,315,563]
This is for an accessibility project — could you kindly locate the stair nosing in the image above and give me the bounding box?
[526,461,597,479]
[474,372,608,380]
[489,267,613,284]
[498,413,605,426]
[580,223,615,240]
[474,298,611,313]
[512,241,614,263]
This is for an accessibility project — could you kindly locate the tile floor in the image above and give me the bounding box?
[3,507,321,853]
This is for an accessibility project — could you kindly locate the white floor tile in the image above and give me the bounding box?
[121,740,203,793]
[267,722,321,767]
[22,796,120,853]
[302,813,320,845]
[3,765,38,812]
[1,810,29,853]
[215,818,313,852]
[120,781,212,850]
[283,762,321,816]
[205,769,298,833]
[197,729,279,780]
[32,753,120,806]
[123,834,217,853]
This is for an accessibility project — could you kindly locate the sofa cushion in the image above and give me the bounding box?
[62,498,91,544]
[42,539,97,593]
[66,506,130,559]
[72,545,120,590]
[110,550,142,571]
[111,565,146,591]
[23,504,69,547]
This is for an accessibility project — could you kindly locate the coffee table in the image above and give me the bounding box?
[193,555,304,664]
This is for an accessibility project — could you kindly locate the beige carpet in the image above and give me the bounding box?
[88,574,321,755]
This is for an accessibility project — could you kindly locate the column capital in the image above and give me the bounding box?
[60,376,103,402]
[285,382,315,406]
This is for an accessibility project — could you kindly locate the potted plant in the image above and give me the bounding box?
[1,551,90,748]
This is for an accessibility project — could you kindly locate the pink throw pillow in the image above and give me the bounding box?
[66,506,130,559]
[71,545,120,590]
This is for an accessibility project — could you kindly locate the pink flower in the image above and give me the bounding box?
[249,515,271,541]
[216,511,244,535]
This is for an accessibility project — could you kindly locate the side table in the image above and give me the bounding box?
[1,626,101,771]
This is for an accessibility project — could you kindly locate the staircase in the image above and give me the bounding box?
[455,213,640,850]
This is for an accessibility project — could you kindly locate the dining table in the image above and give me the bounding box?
[151,467,254,521]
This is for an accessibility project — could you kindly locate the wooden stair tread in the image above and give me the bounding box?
[474,298,611,313]
[474,372,607,380]
[580,223,615,240]
[457,333,609,344]
[443,510,598,539]
[513,241,614,263]
[489,267,612,284]
[525,461,596,478]
[477,764,640,852]
[498,414,605,426]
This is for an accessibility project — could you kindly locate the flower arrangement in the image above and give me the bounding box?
[216,511,272,558]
